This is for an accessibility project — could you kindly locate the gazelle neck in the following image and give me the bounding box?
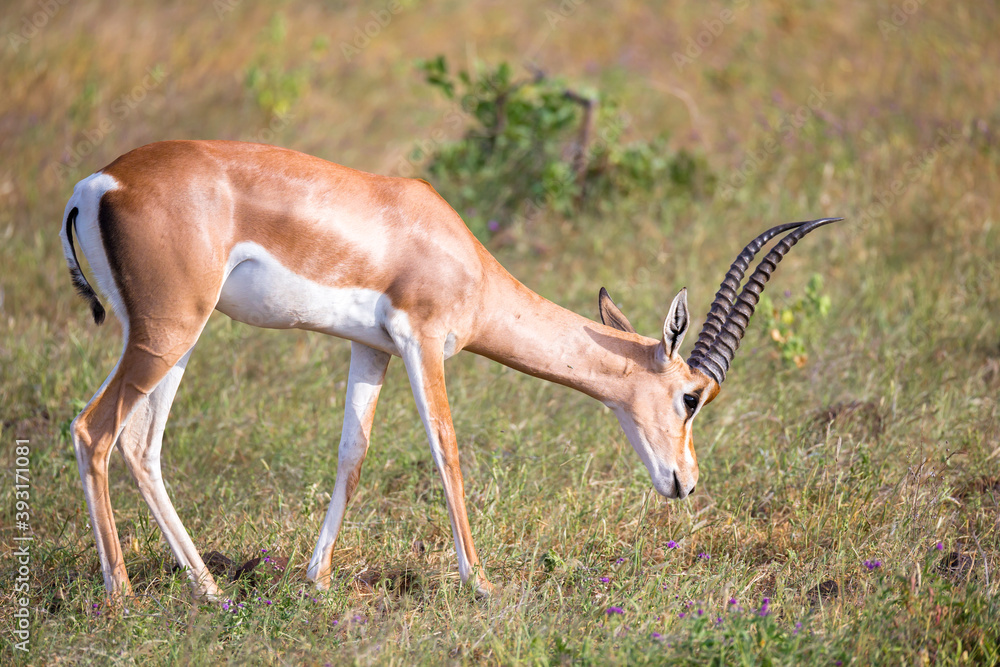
[466,263,656,407]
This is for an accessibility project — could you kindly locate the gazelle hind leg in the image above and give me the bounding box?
[72,330,207,600]
[308,343,391,589]
[116,348,220,599]
[399,337,494,597]
[71,352,133,600]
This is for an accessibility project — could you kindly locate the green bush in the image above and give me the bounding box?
[757,273,832,367]
[243,13,327,117]
[413,56,713,239]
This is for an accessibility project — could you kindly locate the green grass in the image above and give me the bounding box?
[2,0,999,664]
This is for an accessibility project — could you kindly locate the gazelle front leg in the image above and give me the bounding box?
[308,342,391,589]
[399,336,494,597]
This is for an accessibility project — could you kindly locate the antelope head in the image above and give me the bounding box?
[599,217,842,499]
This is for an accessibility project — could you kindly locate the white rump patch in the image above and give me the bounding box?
[61,172,128,334]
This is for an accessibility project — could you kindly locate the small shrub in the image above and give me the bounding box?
[243,13,326,117]
[757,273,832,367]
[413,56,713,239]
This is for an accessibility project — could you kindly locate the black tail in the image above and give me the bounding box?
[65,207,106,325]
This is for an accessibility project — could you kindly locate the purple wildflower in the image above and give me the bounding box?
[729,597,737,605]
[651,632,662,640]
[759,598,771,617]
[265,599,272,605]
[678,612,686,618]
[697,552,710,560]
[666,540,678,549]
[616,557,626,564]
[794,621,802,635]
[261,548,268,553]
[935,541,944,551]
[599,577,610,583]
[487,220,500,233]
[863,559,882,571]
[697,609,704,616]
[606,606,624,615]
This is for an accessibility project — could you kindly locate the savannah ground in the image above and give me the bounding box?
[1,0,998,664]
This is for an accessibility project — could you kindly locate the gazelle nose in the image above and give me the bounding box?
[672,471,694,499]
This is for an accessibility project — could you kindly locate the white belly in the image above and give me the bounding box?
[215,241,400,354]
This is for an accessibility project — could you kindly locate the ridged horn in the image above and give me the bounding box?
[687,220,810,367]
[688,217,842,385]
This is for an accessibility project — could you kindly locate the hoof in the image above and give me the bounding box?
[474,579,496,599]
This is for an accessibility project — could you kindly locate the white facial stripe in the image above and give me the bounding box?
[216,241,400,356]
[683,432,696,468]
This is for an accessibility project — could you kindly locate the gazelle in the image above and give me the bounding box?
[61,140,840,601]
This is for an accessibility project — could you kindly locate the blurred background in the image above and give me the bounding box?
[2,0,998,328]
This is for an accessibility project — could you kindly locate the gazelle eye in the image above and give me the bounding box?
[683,393,699,414]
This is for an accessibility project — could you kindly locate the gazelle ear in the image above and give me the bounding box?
[658,288,689,362]
[599,287,637,334]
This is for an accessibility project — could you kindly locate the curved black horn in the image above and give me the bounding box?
[687,220,811,367]
[689,217,842,385]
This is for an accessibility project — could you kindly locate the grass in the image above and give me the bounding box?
[1,0,999,664]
